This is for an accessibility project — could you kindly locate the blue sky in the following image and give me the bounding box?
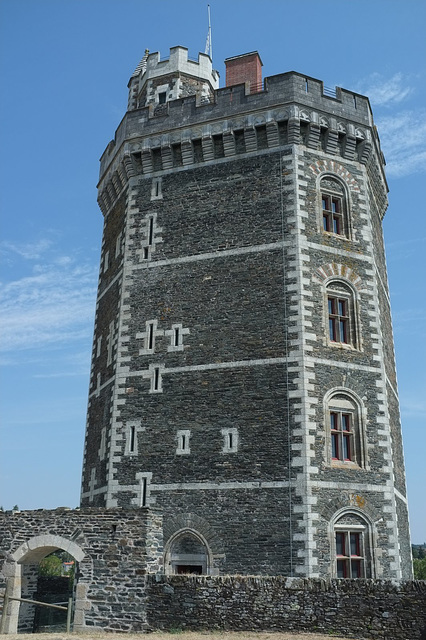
[0,0,425,544]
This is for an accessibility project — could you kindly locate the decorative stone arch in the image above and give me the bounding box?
[328,507,377,579]
[1,535,87,634]
[163,512,224,575]
[322,386,368,469]
[308,158,361,193]
[163,528,214,575]
[313,264,365,293]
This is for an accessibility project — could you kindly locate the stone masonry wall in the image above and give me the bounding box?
[147,575,426,640]
[0,508,163,633]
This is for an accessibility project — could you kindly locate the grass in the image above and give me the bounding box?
[3,631,350,640]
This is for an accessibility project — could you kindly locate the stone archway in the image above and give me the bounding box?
[1,535,86,634]
[164,529,212,575]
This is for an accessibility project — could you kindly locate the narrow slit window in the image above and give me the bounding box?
[144,247,149,260]
[148,323,154,351]
[176,429,191,455]
[141,477,147,506]
[222,428,238,453]
[148,217,154,245]
[129,425,136,453]
[167,323,188,352]
[154,367,160,390]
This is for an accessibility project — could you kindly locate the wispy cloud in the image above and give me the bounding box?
[0,240,97,353]
[354,72,426,177]
[357,72,413,107]
[400,397,426,420]
[0,238,55,264]
[377,110,426,177]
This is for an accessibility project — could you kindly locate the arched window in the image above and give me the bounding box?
[326,280,359,348]
[320,176,349,237]
[324,389,366,468]
[332,511,374,578]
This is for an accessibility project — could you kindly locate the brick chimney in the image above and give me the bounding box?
[225,51,263,92]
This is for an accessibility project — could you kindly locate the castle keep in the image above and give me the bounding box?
[79,46,412,580]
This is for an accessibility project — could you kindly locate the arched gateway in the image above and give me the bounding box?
[1,535,85,634]
[0,508,163,634]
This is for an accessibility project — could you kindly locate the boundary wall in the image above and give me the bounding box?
[147,575,426,640]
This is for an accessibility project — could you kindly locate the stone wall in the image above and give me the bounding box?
[0,508,163,634]
[147,575,426,640]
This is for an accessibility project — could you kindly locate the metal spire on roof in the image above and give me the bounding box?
[204,4,212,60]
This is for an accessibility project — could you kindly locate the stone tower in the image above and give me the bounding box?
[81,46,412,579]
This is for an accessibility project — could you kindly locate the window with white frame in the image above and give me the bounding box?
[326,280,358,348]
[335,529,365,577]
[333,512,373,578]
[325,390,365,468]
[320,177,349,237]
[176,430,191,455]
[221,428,239,453]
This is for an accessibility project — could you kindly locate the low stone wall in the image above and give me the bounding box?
[147,575,426,640]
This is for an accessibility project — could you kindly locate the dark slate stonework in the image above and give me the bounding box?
[80,46,412,582]
[147,575,426,639]
[0,508,162,634]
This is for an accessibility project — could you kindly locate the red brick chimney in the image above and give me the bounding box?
[225,51,263,92]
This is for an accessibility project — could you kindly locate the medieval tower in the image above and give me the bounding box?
[80,47,412,580]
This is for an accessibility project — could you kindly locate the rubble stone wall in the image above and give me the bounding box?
[147,575,426,640]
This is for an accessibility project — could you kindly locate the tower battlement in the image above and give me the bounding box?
[99,62,386,220]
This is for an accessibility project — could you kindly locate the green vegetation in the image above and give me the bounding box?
[412,544,426,579]
[38,550,75,585]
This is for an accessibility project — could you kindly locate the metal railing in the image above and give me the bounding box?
[0,588,72,634]
[323,86,337,98]
[249,81,264,94]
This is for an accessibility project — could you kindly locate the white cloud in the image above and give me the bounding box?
[357,72,413,107]
[0,243,97,353]
[377,110,426,177]
[0,238,54,262]
[354,73,426,177]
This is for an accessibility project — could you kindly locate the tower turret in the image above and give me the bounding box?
[127,45,219,112]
